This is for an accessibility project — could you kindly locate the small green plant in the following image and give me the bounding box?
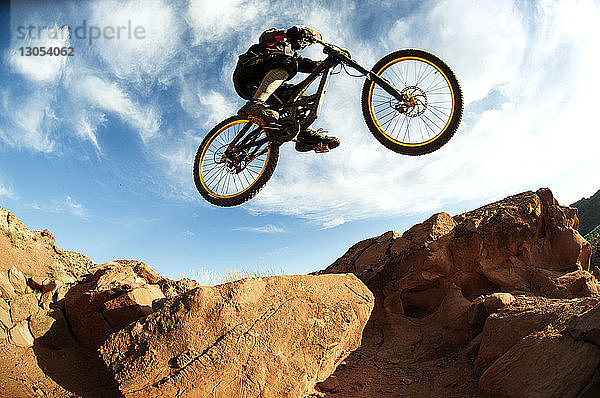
[179,268,222,286]
[181,266,285,286]
[50,260,77,285]
[585,224,600,242]
[5,228,28,249]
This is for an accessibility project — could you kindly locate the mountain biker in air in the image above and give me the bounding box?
[234,25,340,152]
[195,29,463,206]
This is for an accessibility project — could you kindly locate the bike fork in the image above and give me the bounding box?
[344,58,404,102]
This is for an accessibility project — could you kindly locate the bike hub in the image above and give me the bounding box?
[392,86,427,117]
[217,145,246,174]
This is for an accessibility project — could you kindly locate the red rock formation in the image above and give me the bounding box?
[474,297,600,398]
[317,188,598,397]
[100,274,374,397]
[63,261,165,351]
[0,205,180,396]
[0,207,94,281]
[2,188,598,397]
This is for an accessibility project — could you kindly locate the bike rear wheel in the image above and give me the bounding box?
[193,116,279,207]
[361,49,463,155]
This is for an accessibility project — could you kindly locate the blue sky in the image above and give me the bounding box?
[1,0,599,282]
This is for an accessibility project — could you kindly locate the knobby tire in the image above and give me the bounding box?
[361,49,463,156]
[193,116,279,207]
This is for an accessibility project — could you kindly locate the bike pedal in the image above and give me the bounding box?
[314,145,330,153]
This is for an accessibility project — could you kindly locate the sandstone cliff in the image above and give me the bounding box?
[315,188,600,397]
[0,206,372,397]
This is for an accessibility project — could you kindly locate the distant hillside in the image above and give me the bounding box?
[571,188,600,237]
[587,225,600,243]
[591,237,600,268]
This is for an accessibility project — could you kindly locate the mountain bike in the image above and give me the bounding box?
[193,40,463,207]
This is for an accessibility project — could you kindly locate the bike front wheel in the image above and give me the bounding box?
[361,49,463,156]
[193,116,279,207]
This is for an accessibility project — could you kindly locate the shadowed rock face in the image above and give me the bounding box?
[100,274,374,397]
[317,188,599,397]
[476,296,600,398]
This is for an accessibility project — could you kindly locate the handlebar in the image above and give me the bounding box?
[313,39,352,59]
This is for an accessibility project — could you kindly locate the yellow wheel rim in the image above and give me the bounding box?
[367,56,455,147]
[198,120,270,199]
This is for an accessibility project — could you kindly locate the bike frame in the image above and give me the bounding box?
[280,40,404,129]
[227,41,404,158]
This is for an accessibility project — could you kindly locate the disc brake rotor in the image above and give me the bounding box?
[391,86,428,117]
[215,144,247,174]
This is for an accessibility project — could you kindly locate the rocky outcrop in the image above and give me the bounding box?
[317,188,599,397]
[2,187,598,398]
[474,296,600,398]
[0,206,174,396]
[63,261,165,351]
[100,274,374,397]
[0,267,72,350]
[0,207,94,282]
[481,329,600,398]
[1,204,374,397]
[157,276,200,299]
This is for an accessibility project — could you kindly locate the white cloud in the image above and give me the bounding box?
[73,111,106,153]
[181,230,196,240]
[8,25,70,83]
[198,91,237,127]
[0,181,17,200]
[54,196,89,220]
[3,1,175,155]
[180,84,237,128]
[187,0,259,43]
[155,131,202,200]
[0,90,56,153]
[26,196,89,219]
[74,75,160,141]
[233,224,286,234]
[387,0,527,104]
[321,218,349,229]
[89,0,181,80]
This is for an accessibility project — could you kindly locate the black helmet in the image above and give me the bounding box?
[287,25,322,50]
